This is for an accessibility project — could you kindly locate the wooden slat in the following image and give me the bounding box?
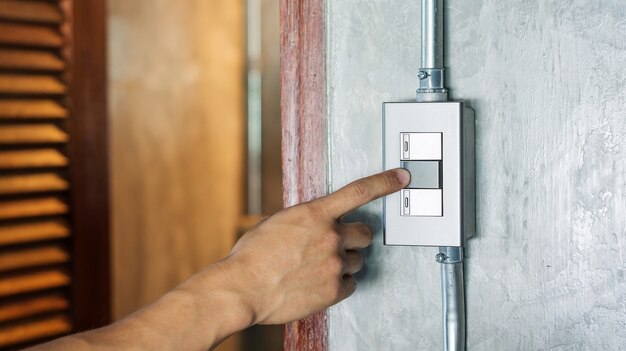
[0,197,68,221]
[0,124,68,144]
[0,245,68,272]
[0,269,70,297]
[0,149,68,169]
[0,99,68,119]
[0,221,69,246]
[0,314,71,347]
[0,294,68,323]
[0,0,63,24]
[0,173,68,195]
[0,49,65,71]
[0,74,66,94]
[0,23,63,47]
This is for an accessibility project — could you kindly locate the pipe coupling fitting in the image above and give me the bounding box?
[436,246,464,264]
[416,68,448,102]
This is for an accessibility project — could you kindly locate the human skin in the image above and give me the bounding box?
[29,169,410,351]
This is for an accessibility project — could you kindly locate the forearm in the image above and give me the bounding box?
[29,169,407,351]
[31,260,255,351]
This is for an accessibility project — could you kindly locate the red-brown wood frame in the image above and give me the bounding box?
[67,0,111,330]
[280,0,328,350]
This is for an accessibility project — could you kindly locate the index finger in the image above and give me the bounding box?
[313,168,410,218]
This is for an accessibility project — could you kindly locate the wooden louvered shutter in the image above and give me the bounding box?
[0,0,110,349]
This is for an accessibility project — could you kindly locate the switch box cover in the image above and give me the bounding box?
[382,101,475,246]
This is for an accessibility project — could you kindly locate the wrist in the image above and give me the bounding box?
[217,252,286,325]
[177,258,258,343]
[106,259,260,351]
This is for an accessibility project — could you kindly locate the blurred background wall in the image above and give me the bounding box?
[0,0,280,349]
[108,0,245,317]
[108,1,245,349]
[107,1,281,350]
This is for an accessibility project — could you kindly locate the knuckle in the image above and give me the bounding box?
[281,203,308,221]
[358,223,373,239]
[345,276,357,294]
[293,202,328,224]
[326,256,343,275]
[349,251,364,268]
[348,223,372,248]
[322,228,342,249]
[324,280,342,301]
[383,172,399,190]
[364,227,373,243]
[350,181,372,201]
[355,252,365,266]
[363,234,373,246]
[302,202,324,220]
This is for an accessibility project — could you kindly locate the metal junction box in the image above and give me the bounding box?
[383,101,475,246]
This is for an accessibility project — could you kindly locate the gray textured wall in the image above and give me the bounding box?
[326,1,626,350]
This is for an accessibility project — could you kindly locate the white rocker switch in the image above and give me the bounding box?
[400,133,443,217]
[402,189,443,217]
[401,132,442,160]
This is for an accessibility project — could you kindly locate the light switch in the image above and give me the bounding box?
[403,160,441,189]
[402,189,443,216]
[401,132,442,160]
[383,101,475,246]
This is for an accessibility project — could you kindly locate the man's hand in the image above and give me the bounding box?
[27,169,409,351]
[223,168,410,324]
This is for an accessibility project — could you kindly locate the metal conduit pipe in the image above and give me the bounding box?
[420,0,444,69]
[436,247,466,351]
[416,1,467,350]
[416,0,447,102]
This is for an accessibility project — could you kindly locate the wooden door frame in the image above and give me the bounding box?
[280,0,328,349]
[67,0,111,330]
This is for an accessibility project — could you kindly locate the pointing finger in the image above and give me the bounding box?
[313,169,410,219]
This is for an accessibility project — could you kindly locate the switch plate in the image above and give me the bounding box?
[383,101,475,247]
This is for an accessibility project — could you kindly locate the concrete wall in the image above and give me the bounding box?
[326,1,626,350]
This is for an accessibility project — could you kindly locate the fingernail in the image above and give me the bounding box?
[395,168,411,186]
